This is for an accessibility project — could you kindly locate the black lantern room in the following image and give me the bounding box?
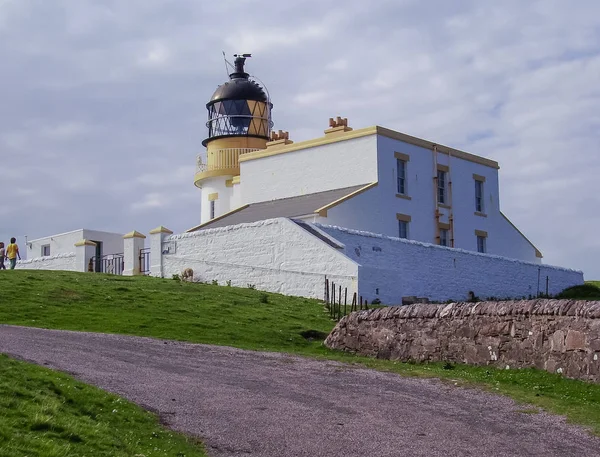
[202,55,273,146]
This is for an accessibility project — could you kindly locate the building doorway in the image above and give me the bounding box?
[91,240,103,272]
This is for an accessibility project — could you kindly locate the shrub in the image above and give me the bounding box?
[247,283,256,290]
[556,284,600,300]
[172,274,180,281]
[211,280,218,286]
[258,293,268,304]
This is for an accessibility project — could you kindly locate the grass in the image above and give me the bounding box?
[0,354,206,457]
[1,270,600,438]
[0,270,332,353]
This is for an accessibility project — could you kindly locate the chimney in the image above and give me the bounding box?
[266,130,293,148]
[325,116,353,135]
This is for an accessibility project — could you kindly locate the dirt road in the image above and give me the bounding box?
[1,325,598,457]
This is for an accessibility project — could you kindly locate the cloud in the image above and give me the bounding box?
[0,0,599,279]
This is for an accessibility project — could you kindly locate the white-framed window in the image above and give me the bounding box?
[475,179,484,213]
[41,245,50,257]
[210,200,215,219]
[397,159,407,195]
[398,220,409,239]
[437,170,446,204]
[477,235,487,253]
[439,229,449,246]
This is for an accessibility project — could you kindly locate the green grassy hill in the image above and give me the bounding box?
[0,270,333,355]
[2,270,600,447]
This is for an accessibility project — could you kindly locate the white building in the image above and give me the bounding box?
[192,56,540,263]
[26,229,124,260]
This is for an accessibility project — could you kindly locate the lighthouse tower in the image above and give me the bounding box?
[194,54,273,224]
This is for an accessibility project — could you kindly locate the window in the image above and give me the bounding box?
[475,180,484,213]
[396,159,407,195]
[398,220,409,239]
[439,229,449,246]
[477,236,486,253]
[437,170,446,204]
[475,230,488,253]
[210,200,215,219]
[41,245,50,257]
[396,213,411,239]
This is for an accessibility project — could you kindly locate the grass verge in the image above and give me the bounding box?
[1,270,600,437]
[0,354,206,457]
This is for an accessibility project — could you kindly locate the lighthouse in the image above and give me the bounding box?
[194,54,273,224]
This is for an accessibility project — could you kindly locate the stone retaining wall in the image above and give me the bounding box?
[324,299,600,383]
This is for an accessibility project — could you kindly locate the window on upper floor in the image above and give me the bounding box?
[475,179,484,213]
[398,220,409,239]
[210,200,215,219]
[396,159,407,195]
[437,170,446,205]
[439,228,449,246]
[41,245,50,257]
[477,235,487,253]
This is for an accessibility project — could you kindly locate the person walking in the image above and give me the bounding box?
[0,242,6,270]
[6,237,20,270]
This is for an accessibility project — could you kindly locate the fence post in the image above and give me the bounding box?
[74,240,97,273]
[123,231,146,276]
[338,285,342,320]
[344,288,347,317]
[331,283,336,318]
[149,226,173,278]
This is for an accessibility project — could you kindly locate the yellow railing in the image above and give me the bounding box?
[196,148,259,173]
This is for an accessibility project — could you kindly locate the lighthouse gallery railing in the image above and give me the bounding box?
[196,148,260,174]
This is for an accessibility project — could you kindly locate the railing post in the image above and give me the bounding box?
[123,231,146,276]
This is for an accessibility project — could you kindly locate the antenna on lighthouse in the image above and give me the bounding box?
[222,51,234,76]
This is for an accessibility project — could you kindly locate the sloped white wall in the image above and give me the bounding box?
[161,218,358,299]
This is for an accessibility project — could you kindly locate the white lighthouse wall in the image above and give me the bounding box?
[239,135,378,205]
[200,177,235,224]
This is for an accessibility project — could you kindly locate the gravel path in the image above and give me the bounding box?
[1,325,599,457]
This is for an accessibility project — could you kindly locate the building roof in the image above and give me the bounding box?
[187,184,371,232]
[239,125,500,169]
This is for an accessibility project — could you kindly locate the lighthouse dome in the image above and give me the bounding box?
[203,55,273,147]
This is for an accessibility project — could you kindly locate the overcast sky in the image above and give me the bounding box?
[1,0,598,279]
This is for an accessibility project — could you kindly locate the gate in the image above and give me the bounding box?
[90,254,125,275]
[139,247,151,275]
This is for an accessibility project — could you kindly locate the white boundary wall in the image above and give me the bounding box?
[161,218,358,299]
[15,253,77,271]
[317,225,584,304]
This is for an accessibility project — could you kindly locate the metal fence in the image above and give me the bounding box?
[90,254,124,275]
[324,277,368,321]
